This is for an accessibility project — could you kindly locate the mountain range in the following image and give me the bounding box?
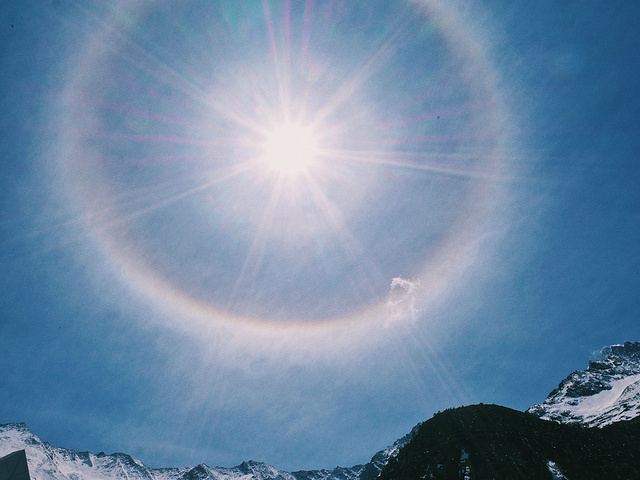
[3,342,640,480]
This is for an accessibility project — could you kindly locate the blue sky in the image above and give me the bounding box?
[1,0,639,473]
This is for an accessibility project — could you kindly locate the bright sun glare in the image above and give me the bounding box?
[262,122,320,177]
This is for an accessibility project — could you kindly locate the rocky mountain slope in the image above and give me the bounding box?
[527,341,640,426]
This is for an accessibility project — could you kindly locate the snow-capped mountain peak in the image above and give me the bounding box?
[527,341,640,426]
[0,420,413,480]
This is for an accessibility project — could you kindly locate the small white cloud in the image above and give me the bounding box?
[385,277,420,325]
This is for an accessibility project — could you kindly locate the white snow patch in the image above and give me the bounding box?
[546,460,566,479]
[541,374,640,425]
[459,449,470,480]
[568,374,640,416]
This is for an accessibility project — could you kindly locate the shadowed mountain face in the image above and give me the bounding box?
[378,404,640,480]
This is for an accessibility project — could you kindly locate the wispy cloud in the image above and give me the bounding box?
[385,277,420,325]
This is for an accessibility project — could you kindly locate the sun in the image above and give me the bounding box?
[261,122,320,178]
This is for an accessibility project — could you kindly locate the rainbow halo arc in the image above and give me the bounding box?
[58,0,509,331]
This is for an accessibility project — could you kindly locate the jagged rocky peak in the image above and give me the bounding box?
[180,463,211,480]
[527,341,640,427]
[589,341,640,370]
[2,423,29,432]
[236,460,294,480]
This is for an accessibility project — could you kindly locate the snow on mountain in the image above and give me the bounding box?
[546,460,567,480]
[0,421,414,480]
[0,422,303,480]
[0,423,184,480]
[11,342,640,480]
[527,341,640,426]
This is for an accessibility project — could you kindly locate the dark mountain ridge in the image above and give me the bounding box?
[378,404,640,480]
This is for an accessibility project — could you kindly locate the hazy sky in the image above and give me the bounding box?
[1,0,639,473]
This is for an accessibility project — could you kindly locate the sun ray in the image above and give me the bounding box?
[313,18,410,124]
[84,98,214,133]
[322,147,509,181]
[67,159,256,243]
[4,158,255,260]
[82,4,307,144]
[261,0,291,117]
[301,0,314,61]
[302,177,385,298]
[392,320,474,406]
[112,165,254,222]
[225,177,286,314]
[76,5,210,106]
[71,4,279,147]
